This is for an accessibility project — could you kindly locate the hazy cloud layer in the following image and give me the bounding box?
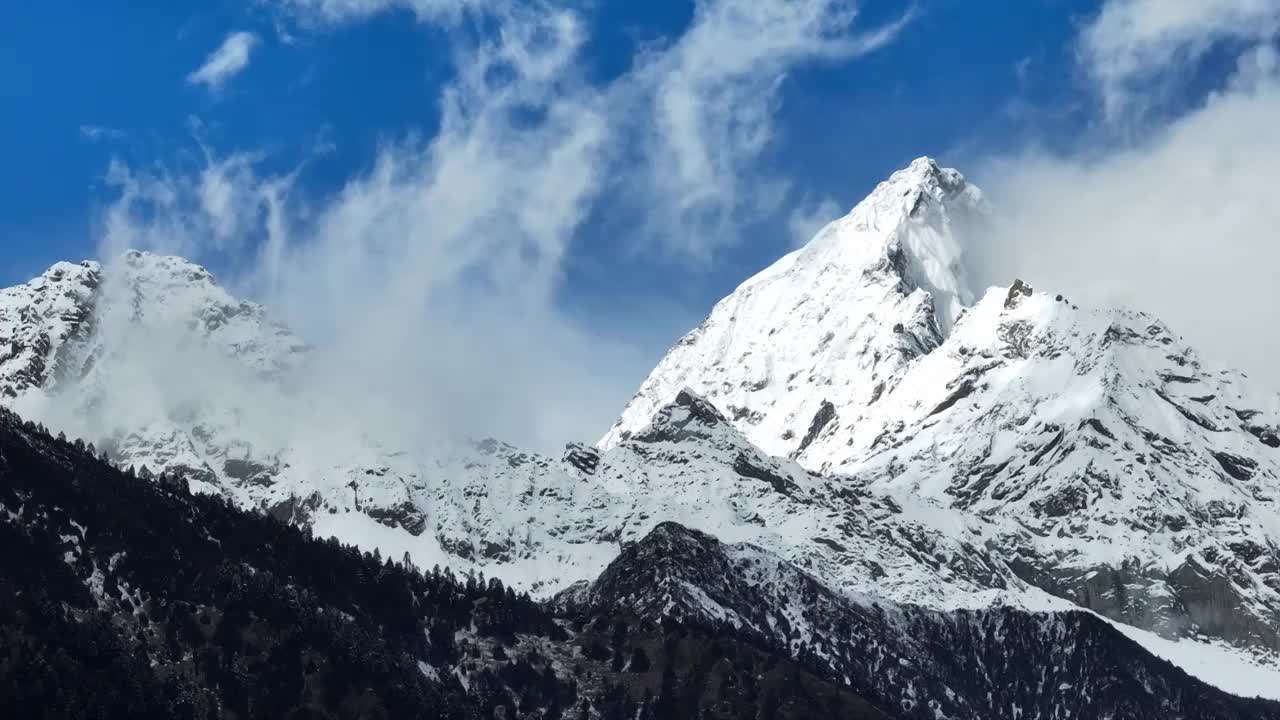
[271,0,483,25]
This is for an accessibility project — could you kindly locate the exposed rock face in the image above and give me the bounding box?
[364,500,429,536]
[562,442,600,474]
[1004,278,1033,308]
[791,399,836,459]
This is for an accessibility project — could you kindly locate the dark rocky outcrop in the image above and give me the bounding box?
[631,389,728,444]
[927,379,975,417]
[1004,278,1033,308]
[563,442,601,474]
[364,500,428,536]
[791,400,836,459]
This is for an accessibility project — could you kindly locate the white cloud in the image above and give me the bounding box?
[102,5,631,451]
[1078,0,1280,121]
[270,0,482,25]
[187,31,259,92]
[269,0,913,262]
[970,0,1280,387]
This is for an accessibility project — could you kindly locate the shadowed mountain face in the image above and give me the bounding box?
[3,412,1278,719]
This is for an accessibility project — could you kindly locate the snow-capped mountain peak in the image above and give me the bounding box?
[600,156,984,458]
[97,250,307,377]
[1,250,308,495]
[602,152,1280,655]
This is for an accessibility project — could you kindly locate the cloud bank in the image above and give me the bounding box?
[968,0,1280,387]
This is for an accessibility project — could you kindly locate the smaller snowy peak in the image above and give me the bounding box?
[0,251,312,504]
[0,260,101,397]
[630,388,728,444]
[39,260,104,284]
[99,250,307,375]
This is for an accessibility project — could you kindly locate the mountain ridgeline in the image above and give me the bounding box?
[5,157,1280,716]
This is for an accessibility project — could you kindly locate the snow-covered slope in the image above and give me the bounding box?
[295,389,1015,603]
[0,260,100,398]
[824,284,1280,651]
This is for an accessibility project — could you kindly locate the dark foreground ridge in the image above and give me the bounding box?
[3,409,1279,719]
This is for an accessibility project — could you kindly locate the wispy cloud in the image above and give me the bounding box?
[616,0,915,261]
[79,125,126,142]
[187,31,259,93]
[270,0,483,25]
[787,196,843,247]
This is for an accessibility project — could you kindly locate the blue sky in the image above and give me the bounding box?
[3,0,1279,446]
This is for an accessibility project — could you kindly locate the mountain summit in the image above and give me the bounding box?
[600,156,983,459]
